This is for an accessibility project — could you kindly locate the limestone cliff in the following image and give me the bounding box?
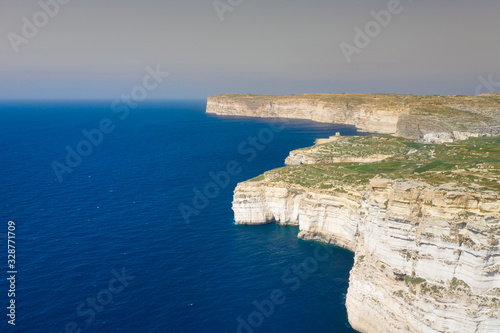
[207,94,401,134]
[233,181,360,252]
[230,135,500,333]
[347,179,500,333]
[207,93,500,142]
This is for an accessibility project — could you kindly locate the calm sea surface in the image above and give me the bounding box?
[0,100,358,333]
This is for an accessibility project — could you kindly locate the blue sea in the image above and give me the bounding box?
[0,100,358,333]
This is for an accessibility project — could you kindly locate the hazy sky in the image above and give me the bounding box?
[1,0,500,99]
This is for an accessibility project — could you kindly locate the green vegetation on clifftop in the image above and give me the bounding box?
[247,135,500,193]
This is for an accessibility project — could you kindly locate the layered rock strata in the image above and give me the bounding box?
[230,134,500,333]
[207,93,500,143]
[207,94,401,134]
[212,94,500,332]
[233,181,360,252]
[233,177,500,332]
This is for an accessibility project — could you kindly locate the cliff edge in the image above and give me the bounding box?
[207,93,500,142]
[231,134,500,333]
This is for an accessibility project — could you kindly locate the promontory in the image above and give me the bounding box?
[207,93,500,333]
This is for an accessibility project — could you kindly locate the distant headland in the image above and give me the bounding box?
[207,93,500,143]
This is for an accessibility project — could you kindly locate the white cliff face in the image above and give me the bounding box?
[207,96,401,135]
[207,94,500,142]
[233,181,361,252]
[233,178,500,333]
[214,94,500,332]
[347,180,500,333]
[233,182,302,226]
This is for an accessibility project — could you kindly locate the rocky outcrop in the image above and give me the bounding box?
[207,94,402,134]
[284,152,391,166]
[422,131,492,144]
[346,180,500,333]
[284,134,417,166]
[233,181,361,252]
[229,132,500,333]
[207,94,500,142]
[212,93,500,332]
[233,177,500,333]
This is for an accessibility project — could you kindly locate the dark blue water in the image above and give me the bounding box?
[0,100,357,333]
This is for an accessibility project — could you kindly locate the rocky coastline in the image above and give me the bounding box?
[207,93,500,332]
